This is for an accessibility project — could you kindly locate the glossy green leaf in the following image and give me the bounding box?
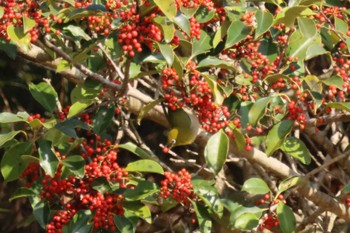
[38,140,59,177]
[229,125,245,152]
[9,187,36,202]
[305,44,327,60]
[281,137,311,165]
[0,40,17,59]
[114,215,136,233]
[248,97,272,127]
[123,202,152,224]
[239,101,253,128]
[118,142,153,159]
[6,25,31,50]
[326,102,350,112]
[277,202,296,233]
[153,16,175,43]
[277,176,305,197]
[230,205,263,230]
[29,82,58,113]
[0,131,26,148]
[298,17,316,38]
[23,17,36,34]
[0,112,28,123]
[265,120,294,156]
[33,201,50,229]
[197,56,237,71]
[125,159,164,175]
[137,98,163,125]
[124,180,159,201]
[323,75,344,88]
[154,0,176,19]
[226,21,252,49]
[173,13,190,36]
[204,129,229,174]
[64,25,91,40]
[274,6,308,28]
[61,155,85,178]
[70,81,101,103]
[255,10,273,39]
[1,142,32,182]
[192,30,212,56]
[234,212,260,230]
[67,99,96,118]
[242,178,271,195]
[55,117,90,138]
[93,104,115,135]
[191,201,212,233]
[195,6,215,23]
[213,21,230,48]
[157,43,174,65]
[63,210,93,233]
[335,17,348,35]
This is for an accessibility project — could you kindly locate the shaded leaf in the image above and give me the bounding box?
[33,201,50,229]
[323,75,344,88]
[1,142,32,182]
[0,112,28,123]
[173,13,190,36]
[118,142,153,159]
[61,155,85,178]
[9,188,36,202]
[114,215,136,233]
[55,117,90,138]
[123,202,152,224]
[191,201,212,233]
[29,82,58,113]
[0,131,26,148]
[277,203,296,233]
[93,104,115,135]
[137,98,163,125]
[248,97,272,127]
[124,181,159,201]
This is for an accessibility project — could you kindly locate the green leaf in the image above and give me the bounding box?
[33,201,50,229]
[277,202,296,233]
[1,142,32,182]
[64,25,91,40]
[323,75,344,89]
[195,6,215,23]
[55,117,90,138]
[67,99,96,118]
[197,56,237,71]
[23,17,36,34]
[255,10,273,39]
[137,98,163,125]
[192,30,212,57]
[226,21,252,48]
[70,81,101,103]
[124,202,152,224]
[342,182,350,193]
[173,13,190,36]
[61,155,85,178]
[0,131,26,148]
[56,60,71,72]
[153,0,176,19]
[0,112,28,123]
[274,6,308,28]
[191,201,212,233]
[93,104,115,135]
[125,159,164,174]
[277,176,305,196]
[305,44,327,60]
[281,137,311,165]
[29,82,58,113]
[63,210,93,233]
[0,40,17,59]
[234,212,260,230]
[0,7,3,18]
[239,101,253,128]
[153,16,175,43]
[157,43,174,65]
[6,25,30,50]
[113,215,136,233]
[326,102,350,112]
[202,74,224,105]
[38,140,59,177]
[9,188,36,202]
[265,120,294,156]
[124,180,159,201]
[204,129,229,174]
[248,97,272,127]
[304,75,322,93]
[335,17,348,35]
[118,142,153,159]
[213,21,230,48]
[242,178,271,195]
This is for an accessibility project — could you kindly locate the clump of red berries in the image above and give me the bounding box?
[160,168,195,205]
[258,213,279,232]
[27,113,45,123]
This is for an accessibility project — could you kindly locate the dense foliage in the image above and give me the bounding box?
[1,0,350,232]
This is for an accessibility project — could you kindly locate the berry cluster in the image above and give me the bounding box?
[258,213,279,232]
[20,162,40,187]
[160,168,195,205]
[27,113,45,123]
[175,0,214,11]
